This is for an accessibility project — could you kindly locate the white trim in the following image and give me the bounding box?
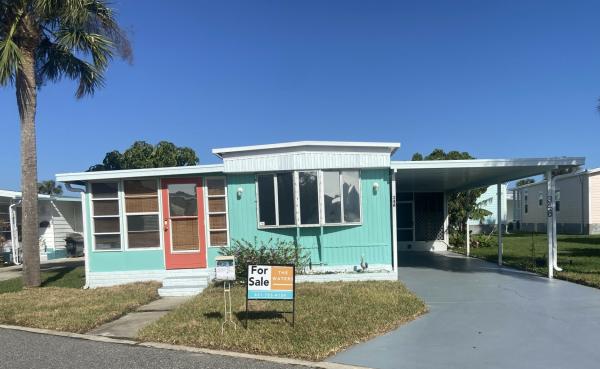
[123,179,162,251]
[204,176,229,248]
[256,170,363,229]
[391,157,585,170]
[56,164,224,183]
[90,181,123,252]
[391,169,398,271]
[213,141,400,157]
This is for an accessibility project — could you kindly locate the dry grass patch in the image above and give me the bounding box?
[0,282,160,333]
[138,281,426,361]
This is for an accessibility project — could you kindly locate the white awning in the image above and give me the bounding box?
[392,157,585,192]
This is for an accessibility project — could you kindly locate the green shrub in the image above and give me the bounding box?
[472,234,494,248]
[449,231,465,248]
[219,238,310,282]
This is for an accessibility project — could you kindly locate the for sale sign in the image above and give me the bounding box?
[247,264,295,300]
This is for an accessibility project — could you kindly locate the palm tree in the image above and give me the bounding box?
[38,179,62,195]
[0,0,131,287]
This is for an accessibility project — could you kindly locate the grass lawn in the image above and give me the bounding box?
[0,266,86,294]
[454,233,600,288]
[138,281,427,361]
[0,266,160,333]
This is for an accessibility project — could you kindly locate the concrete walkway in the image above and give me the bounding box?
[89,297,190,339]
[0,257,84,281]
[329,251,600,369]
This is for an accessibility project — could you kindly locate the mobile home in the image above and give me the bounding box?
[56,141,584,295]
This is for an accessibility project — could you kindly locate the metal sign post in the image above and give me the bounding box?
[221,280,236,334]
[215,256,236,334]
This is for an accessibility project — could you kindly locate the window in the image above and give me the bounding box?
[124,180,160,249]
[322,171,362,224]
[257,173,295,227]
[256,170,361,228]
[396,192,414,242]
[538,192,544,207]
[206,177,229,246]
[524,190,528,214]
[91,182,121,250]
[555,190,561,212]
[299,171,319,225]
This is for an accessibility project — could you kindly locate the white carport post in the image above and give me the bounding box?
[497,183,502,266]
[466,218,470,257]
[546,170,554,279]
[391,169,398,272]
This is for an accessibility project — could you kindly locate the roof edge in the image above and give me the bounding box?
[212,141,401,157]
[56,164,225,183]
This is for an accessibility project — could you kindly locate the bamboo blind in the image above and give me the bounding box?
[94,217,120,233]
[128,231,160,248]
[93,200,119,216]
[206,179,225,196]
[208,197,226,212]
[126,197,159,213]
[171,218,199,251]
[210,231,228,246]
[209,214,227,229]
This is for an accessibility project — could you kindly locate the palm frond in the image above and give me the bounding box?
[0,37,22,85]
[37,37,104,98]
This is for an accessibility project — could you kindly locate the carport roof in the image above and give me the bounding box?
[391,157,585,192]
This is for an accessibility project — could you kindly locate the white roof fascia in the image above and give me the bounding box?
[213,141,401,157]
[56,164,225,183]
[391,157,585,170]
[0,189,80,202]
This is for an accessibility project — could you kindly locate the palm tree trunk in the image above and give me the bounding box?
[16,46,41,287]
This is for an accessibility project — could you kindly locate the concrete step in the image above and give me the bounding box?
[158,286,205,297]
[162,276,209,288]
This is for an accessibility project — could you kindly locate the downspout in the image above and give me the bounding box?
[65,183,90,289]
[9,200,21,265]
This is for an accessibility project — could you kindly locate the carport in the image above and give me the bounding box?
[390,157,585,278]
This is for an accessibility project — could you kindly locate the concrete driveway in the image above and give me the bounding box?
[329,251,600,369]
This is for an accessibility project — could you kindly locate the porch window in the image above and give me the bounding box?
[91,182,121,250]
[299,171,319,225]
[538,192,544,207]
[206,177,229,246]
[257,170,362,228]
[555,190,561,212]
[323,171,362,225]
[124,180,160,249]
[257,173,295,227]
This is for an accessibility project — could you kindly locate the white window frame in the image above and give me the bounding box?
[123,179,162,251]
[90,181,123,252]
[256,170,362,229]
[204,176,230,247]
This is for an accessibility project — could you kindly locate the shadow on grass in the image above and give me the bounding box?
[40,267,75,287]
[234,310,288,321]
[203,312,223,319]
[560,237,600,246]
[560,248,600,258]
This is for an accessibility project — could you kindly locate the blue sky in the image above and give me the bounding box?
[1,0,600,190]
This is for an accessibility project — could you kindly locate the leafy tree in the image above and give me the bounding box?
[412,149,490,245]
[38,180,62,195]
[0,0,131,287]
[516,178,535,187]
[89,141,199,171]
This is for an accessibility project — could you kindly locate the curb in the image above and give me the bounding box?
[0,324,371,369]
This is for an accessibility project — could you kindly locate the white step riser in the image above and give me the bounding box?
[158,287,205,297]
[162,278,209,288]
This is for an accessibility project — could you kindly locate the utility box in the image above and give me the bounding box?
[215,255,236,281]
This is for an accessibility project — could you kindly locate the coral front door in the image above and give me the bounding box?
[161,178,206,269]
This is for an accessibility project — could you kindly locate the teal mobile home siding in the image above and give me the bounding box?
[226,169,392,268]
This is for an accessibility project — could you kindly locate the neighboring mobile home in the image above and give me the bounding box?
[56,141,584,296]
[511,168,600,235]
[0,190,83,263]
[468,184,510,234]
